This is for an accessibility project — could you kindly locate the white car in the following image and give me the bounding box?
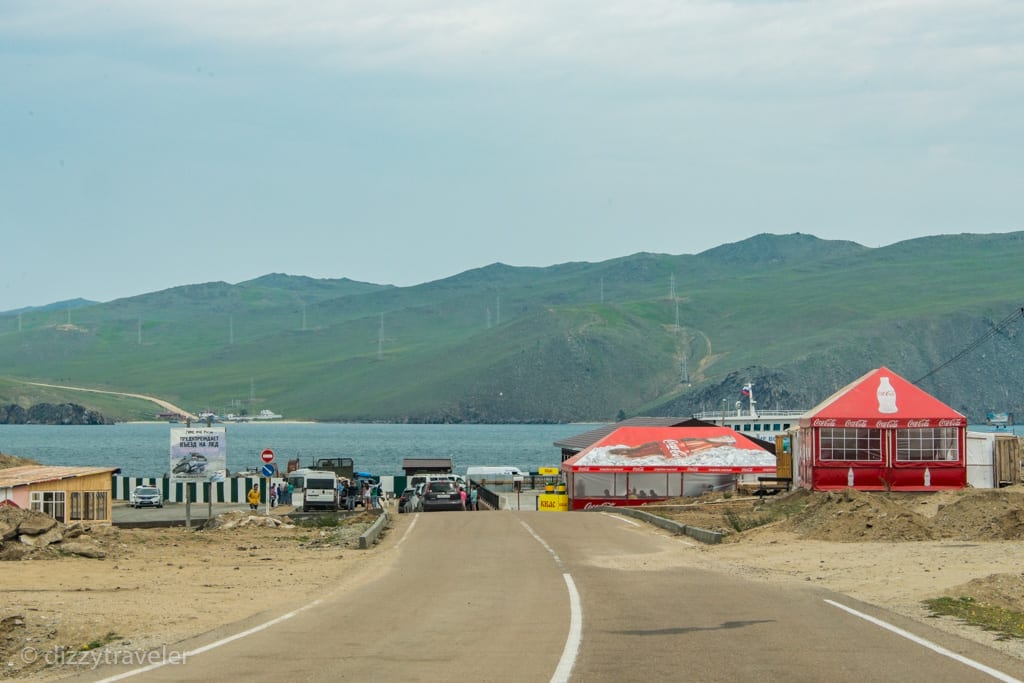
[130,485,163,508]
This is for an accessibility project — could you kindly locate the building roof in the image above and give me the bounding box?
[0,465,121,488]
[561,425,776,473]
[800,366,966,428]
[401,458,453,472]
[553,417,710,451]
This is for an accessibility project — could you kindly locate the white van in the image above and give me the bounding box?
[288,469,339,511]
[465,466,525,482]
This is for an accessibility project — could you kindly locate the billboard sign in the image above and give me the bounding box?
[170,427,227,482]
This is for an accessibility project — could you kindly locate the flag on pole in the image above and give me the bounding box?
[741,384,752,397]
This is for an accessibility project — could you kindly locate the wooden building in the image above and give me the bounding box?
[0,465,120,524]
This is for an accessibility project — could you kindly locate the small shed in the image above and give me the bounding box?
[792,366,966,491]
[561,425,777,509]
[0,465,120,524]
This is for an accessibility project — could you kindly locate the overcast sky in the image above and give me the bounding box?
[2,1,1022,311]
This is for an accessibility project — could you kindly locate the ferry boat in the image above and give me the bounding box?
[692,383,805,443]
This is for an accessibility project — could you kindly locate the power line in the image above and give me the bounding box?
[914,307,1024,384]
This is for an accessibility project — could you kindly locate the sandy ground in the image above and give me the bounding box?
[4,488,1024,679]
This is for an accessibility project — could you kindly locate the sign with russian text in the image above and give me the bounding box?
[170,427,227,482]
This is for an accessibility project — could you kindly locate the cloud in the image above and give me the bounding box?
[5,0,1022,86]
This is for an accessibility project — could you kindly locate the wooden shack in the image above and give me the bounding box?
[0,465,120,524]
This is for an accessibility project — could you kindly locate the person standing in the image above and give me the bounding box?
[459,485,467,511]
[370,482,380,510]
[361,481,371,510]
[470,484,479,511]
[270,483,277,508]
[247,485,260,512]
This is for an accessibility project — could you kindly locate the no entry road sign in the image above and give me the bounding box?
[260,448,275,464]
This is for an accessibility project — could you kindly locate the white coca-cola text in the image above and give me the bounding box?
[812,419,837,427]
[938,419,963,426]
[844,419,868,428]
[906,419,931,427]
[875,419,899,428]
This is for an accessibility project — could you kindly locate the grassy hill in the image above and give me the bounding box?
[1,233,1021,423]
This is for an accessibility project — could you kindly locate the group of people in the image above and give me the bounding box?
[459,483,479,510]
[246,481,294,511]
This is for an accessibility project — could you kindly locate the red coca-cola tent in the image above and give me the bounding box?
[792,366,966,491]
[561,425,776,510]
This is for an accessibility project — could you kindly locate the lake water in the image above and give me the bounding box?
[0,422,595,478]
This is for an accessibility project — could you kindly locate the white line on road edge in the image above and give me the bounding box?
[392,512,420,550]
[609,514,642,527]
[519,521,582,683]
[95,599,324,682]
[825,599,1022,683]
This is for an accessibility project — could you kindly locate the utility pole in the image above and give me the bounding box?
[377,312,384,360]
[301,303,307,331]
[137,318,142,345]
[600,277,605,304]
[229,315,234,345]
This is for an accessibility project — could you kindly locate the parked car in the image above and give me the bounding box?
[421,481,463,512]
[398,486,423,513]
[129,485,163,508]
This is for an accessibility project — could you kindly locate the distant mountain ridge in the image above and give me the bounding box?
[0,232,1021,424]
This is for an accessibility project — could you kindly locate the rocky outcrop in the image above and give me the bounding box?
[0,403,112,425]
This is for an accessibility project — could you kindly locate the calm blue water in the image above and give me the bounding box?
[0,422,594,478]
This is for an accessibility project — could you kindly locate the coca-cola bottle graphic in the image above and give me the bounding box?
[876,376,898,414]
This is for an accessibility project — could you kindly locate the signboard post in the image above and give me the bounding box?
[170,427,227,528]
[261,450,275,515]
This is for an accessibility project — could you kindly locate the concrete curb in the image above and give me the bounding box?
[359,509,390,549]
[590,507,722,544]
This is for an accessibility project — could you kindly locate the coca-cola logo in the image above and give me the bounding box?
[844,419,868,428]
[583,502,615,510]
[906,419,931,428]
[938,419,964,427]
[875,420,899,428]
[813,418,837,427]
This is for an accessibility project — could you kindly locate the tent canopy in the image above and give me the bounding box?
[799,366,966,429]
[562,425,776,473]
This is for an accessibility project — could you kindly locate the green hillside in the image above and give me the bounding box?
[1,233,1021,423]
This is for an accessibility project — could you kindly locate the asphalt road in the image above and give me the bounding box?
[81,510,1024,682]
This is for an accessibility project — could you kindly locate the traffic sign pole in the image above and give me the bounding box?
[260,449,275,514]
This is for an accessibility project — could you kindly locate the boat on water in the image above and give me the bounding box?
[254,409,282,420]
[692,383,805,443]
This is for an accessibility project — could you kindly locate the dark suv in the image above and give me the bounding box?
[421,481,463,512]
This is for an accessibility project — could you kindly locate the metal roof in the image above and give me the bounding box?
[553,417,711,451]
[0,465,121,488]
[401,458,453,471]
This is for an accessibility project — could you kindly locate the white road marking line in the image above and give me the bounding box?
[392,512,419,549]
[520,520,564,568]
[608,514,642,527]
[551,574,582,683]
[519,520,582,683]
[95,600,324,682]
[825,599,1022,683]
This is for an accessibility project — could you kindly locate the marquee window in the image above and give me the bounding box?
[70,491,108,521]
[896,428,959,462]
[30,490,65,521]
[819,428,882,461]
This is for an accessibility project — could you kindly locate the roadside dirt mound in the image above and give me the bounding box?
[944,572,1024,614]
[932,490,1024,540]
[778,489,937,541]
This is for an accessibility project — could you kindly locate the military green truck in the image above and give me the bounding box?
[314,457,355,481]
